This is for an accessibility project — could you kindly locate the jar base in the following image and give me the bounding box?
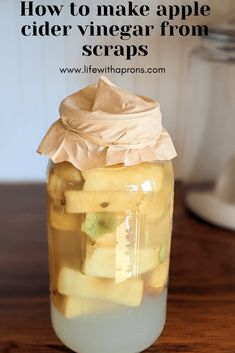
[51,290,167,353]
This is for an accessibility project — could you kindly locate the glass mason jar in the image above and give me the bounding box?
[181,15,235,183]
[47,160,174,353]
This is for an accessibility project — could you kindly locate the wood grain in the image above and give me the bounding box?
[0,184,235,353]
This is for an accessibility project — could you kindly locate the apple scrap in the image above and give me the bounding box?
[55,259,170,317]
[47,162,83,203]
[52,294,116,319]
[83,246,161,279]
[147,260,170,290]
[58,267,144,307]
[81,163,163,191]
[49,204,81,231]
[65,190,151,213]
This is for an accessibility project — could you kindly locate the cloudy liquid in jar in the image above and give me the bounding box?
[51,290,167,353]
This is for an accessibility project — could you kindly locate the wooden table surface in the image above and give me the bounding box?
[0,184,235,353]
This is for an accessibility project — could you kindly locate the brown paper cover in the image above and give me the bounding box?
[37,77,176,170]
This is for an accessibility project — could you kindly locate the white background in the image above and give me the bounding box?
[1,0,234,181]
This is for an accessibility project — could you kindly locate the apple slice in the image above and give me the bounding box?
[53,162,83,183]
[83,246,160,279]
[92,231,117,247]
[159,238,171,263]
[145,212,173,247]
[47,162,83,205]
[65,190,151,213]
[50,228,82,273]
[52,294,115,318]
[47,173,67,203]
[147,259,170,290]
[147,161,174,223]
[49,204,81,231]
[57,267,143,307]
[82,163,163,193]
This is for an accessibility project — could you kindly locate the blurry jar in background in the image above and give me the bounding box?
[181,16,235,183]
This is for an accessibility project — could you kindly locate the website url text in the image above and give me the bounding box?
[59,65,166,76]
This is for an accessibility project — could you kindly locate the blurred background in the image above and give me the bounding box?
[1,0,235,182]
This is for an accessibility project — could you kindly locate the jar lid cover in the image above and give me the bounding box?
[37,77,176,170]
